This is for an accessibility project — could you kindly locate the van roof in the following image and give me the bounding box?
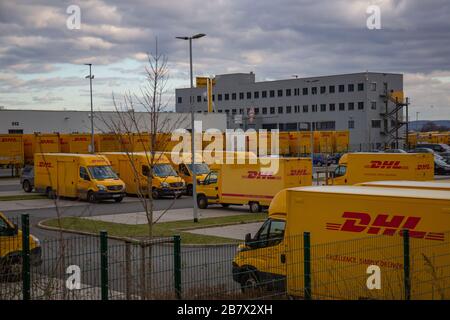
[287,185,450,201]
[359,180,450,190]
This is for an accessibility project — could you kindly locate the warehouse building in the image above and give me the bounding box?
[0,108,226,134]
[175,72,407,149]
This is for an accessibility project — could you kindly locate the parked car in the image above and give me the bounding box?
[313,154,334,167]
[435,158,450,175]
[20,165,34,192]
[417,143,450,155]
[384,149,407,153]
[409,147,449,164]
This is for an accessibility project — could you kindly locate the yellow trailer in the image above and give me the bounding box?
[34,153,125,202]
[334,130,349,153]
[289,131,312,155]
[94,134,122,152]
[101,152,185,199]
[23,133,60,164]
[60,134,91,153]
[314,131,334,153]
[131,133,151,152]
[0,134,24,167]
[330,153,434,185]
[233,185,450,299]
[196,157,312,212]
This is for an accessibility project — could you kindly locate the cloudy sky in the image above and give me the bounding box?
[0,0,449,120]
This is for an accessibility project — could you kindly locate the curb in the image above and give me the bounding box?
[37,218,242,248]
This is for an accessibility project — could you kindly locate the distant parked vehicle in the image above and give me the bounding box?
[409,148,449,164]
[417,143,450,155]
[20,165,34,192]
[384,149,407,153]
[435,158,450,175]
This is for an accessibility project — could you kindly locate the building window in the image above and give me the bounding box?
[358,101,364,110]
[294,88,299,96]
[358,83,364,91]
[177,97,182,104]
[239,92,244,100]
[277,89,283,97]
[232,93,236,100]
[348,84,354,92]
[312,104,318,112]
[348,120,355,129]
[372,120,381,128]
[329,85,335,93]
[286,106,292,113]
[320,104,326,112]
[339,103,345,111]
[262,90,267,98]
[270,90,275,97]
[224,93,229,101]
[303,105,308,113]
[247,92,251,99]
[278,106,284,114]
[212,94,215,101]
[197,95,202,102]
[262,107,268,114]
[294,105,299,113]
[329,103,335,111]
[371,101,377,110]
[218,94,222,101]
[286,89,291,96]
[239,108,243,114]
[254,91,259,99]
[339,84,345,92]
[320,86,326,94]
[370,82,377,91]
[302,88,308,95]
[232,109,237,114]
[311,87,317,95]
[270,107,276,114]
[225,110,229,114]
[218,110,222,113]
[348,102,354,110]
[317,121,336,130]
[254,108,259,114]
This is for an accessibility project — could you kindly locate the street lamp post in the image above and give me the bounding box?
[176,33,206,223]
[85,64,95,153]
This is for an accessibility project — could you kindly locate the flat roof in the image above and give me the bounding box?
[287,185,450,201]
[360,180,450,189]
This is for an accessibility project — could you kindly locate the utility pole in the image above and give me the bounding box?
[85,64,95,153]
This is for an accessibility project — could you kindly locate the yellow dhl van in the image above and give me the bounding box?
[101,152,185,199]
[196,157,312,212]
[358,180,450,191]
[34,153,126,202]
[329,153,434,185]
[0,212,41,277]
[0,134,24,167]
[165,152,210,196]
[232,186,450,299]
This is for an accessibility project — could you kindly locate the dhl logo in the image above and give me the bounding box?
[90,159,108,164]
[326,212,444,241]
[38,161,53,168]
[243,171,281,180]
[38,139,57,144]
[364,160,408,170]
[1,138,18,142]
[417,164,432,170]
[289,169,309,176]
[74,137,89,141]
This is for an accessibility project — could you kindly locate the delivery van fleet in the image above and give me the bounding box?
[232,186,450,299]
[0,212,41,278]
[196,157,312,213]
[329,153,434,185]
[101,152,185,199]
[33,153,126,202]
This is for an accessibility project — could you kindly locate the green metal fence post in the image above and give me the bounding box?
[21,214,30,300]
[100,230,108,300]
[303,232,311,300]
[173,235,181,299]
[403,229,411,300]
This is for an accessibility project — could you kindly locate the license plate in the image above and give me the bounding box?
[112,194,121,198]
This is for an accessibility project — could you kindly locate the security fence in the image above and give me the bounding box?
[1,214,450,300]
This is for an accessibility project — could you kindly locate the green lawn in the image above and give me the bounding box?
[42,213,267,244]
[0,194,47,201]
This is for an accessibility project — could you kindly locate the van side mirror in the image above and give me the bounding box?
[245,233,252,245]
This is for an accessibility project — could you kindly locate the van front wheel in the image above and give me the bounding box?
[22,180,32,193]
[87,191,97,203]
[240,271,259,293]
[249,202,262,213]
[197,194,208,209]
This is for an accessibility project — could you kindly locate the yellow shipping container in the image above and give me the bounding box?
[334,130,349,153]
[314,131,334,153]
[289,131,312,155]
[94,134,122,152]
[60,134,91,153]
[0,134,24,166]
[23,133,60,164]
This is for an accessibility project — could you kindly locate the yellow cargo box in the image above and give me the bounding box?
[34,153,125,202]
[94,134,122,152]
[289,131,312,155]
[23,133,60,164]
[0,134,24,166]
[314,131,334,153]
[334,130,349,153]
[196,157,312,212]
[60,134,91,154]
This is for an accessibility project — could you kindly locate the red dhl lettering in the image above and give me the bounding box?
[1,138,18,142]
[364,160,408,170]
[38,161,53,168]
[39,139,56,144]
[289,169,309,176]
[326,212,444,241]
[243,170,281,180]
[74,137,88,141]
[417,164,432,170]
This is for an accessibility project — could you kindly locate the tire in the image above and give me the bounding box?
[22,180,32,193]
[87,191,97,203]
[151,188,160,200]
[249,202,262,213]
[187,184,193,196]
[197,194,208,209]
[221,203,230,208]
[114,197,123,203]
[240,270,259,293]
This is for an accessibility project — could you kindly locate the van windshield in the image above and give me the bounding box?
[88,166,118,180]
[153,164,178,177]
[187,163,210,175]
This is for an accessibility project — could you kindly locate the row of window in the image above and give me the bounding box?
[178,82,377,104]
[261,119,382,131]
[213,101,375,115]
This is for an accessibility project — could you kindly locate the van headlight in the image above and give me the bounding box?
[161,182,169,188]
[31,235,40,247]
[97,185,107,191]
